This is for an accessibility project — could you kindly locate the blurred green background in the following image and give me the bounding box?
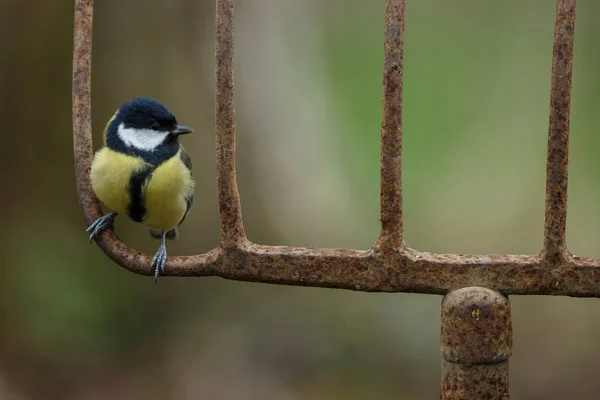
[1,0,600,398]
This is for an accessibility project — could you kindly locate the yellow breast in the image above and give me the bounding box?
[90,148,140,216]
[144,153,194,231]
[90,148,194,232]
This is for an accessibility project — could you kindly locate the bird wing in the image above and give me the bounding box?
[102,110,119,145]
[178,145,194,226]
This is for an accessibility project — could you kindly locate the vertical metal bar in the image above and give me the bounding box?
[543,0,576,262]
[215,0,246,249]
[441,287,512,399]
[378,0,405,252]
[72,0,100,227]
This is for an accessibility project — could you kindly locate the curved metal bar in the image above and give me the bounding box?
[72,0,222,275]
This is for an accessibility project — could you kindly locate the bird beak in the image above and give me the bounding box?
[170,125,193,136]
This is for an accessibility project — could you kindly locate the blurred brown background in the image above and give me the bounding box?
[1,0,600,398]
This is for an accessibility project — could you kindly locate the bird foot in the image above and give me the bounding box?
[151,240,168,282]
[86,212,117,242]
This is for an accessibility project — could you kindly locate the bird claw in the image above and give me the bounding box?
[86,212,117,242]
[88,214,169,283]
[151,242,168,282]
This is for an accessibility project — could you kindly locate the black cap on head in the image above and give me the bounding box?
[119,97,178,132]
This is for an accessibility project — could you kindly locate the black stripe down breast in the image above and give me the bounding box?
[127,166,155,222]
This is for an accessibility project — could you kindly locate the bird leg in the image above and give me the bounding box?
[151,232,168,282]
[86,212,117,242]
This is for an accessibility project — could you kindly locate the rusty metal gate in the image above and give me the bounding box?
[72,0,588,397]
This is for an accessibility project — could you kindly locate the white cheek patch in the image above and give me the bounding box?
[117,122,169,151]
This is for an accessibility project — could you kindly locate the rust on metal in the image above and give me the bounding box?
[543,0,576,262]
[73,0,96,226]
[441,287,511,399]
[73,0,104,232]
[441,362,509,400]
[441,287,512,364]
[215,0,246,249]
[70,1,597,298]
[376,0,405,253]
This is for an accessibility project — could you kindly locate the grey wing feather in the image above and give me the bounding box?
[178,146,194,226]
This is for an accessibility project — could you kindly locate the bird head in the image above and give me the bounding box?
[107,97,193,154]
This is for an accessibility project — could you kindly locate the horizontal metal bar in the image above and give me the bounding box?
[86,231,600,297]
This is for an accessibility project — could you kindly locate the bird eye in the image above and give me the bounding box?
[151,122,160,131]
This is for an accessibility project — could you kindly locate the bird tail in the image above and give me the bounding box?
[149,227,178,240]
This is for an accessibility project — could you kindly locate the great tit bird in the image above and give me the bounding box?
[87,97,195,281]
